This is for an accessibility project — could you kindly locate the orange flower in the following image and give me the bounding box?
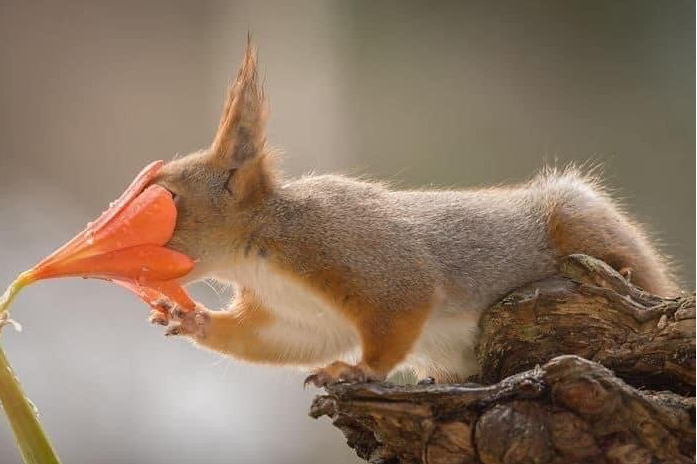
[6,161,196,313]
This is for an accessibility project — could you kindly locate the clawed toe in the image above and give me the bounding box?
[148,310,168,326]
[159,305,209,338]
[170,306,188,320]
[147,298,209,338]
[303,370,354,388]
[152,298,174,312]
[303,373,321,388]
[304,362,380,388]
[619,267,633,283]
[164,324,183,336]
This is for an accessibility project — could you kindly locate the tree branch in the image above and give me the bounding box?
[478,254,694,394]
[311,356,694,464]
[310,255,695,464]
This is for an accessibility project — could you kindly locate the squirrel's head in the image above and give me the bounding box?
[153,40,277,273]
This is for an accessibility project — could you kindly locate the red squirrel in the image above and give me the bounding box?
[149,41,678,387]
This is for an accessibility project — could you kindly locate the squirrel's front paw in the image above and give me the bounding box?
[148,300,209,338]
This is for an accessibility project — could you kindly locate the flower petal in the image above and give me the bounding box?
[91,160,165,232]
[32,245,194,282]
[90,185,176,254]
[34,160,164,268]
[118,280,196,311]
[23,160,198,314]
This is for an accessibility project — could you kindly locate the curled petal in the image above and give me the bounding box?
[32,245,194,282]
[34,160,165,267]
[118,280,195,312]
[92,160,165,231]
[90,185,177,254]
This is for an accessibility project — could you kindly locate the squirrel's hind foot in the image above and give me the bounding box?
[304,361,384,388]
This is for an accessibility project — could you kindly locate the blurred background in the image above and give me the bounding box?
[0,1,693,463]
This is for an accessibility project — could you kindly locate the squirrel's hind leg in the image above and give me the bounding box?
[305,301,434,387]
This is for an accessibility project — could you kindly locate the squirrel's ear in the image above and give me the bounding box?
[210,38,268,171]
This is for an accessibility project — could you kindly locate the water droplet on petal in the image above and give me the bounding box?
[26,398,40,417]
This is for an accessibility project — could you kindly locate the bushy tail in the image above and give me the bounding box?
[533,165,679,296]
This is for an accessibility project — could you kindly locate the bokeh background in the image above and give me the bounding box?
[0,1,694,463]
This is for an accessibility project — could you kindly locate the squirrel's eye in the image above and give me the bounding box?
[165,189,178,201]
[224,168,237,195]
[154,182,179,202]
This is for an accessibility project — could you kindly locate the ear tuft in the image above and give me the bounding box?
[211,38,268,168]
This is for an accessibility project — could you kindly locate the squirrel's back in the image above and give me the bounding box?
[271,167,677,307]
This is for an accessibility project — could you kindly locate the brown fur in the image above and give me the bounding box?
[538,168,678,295]
[153,42,680,385]
[203,236,436,379]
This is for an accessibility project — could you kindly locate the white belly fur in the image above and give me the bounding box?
[215,258,360,367]
[404,307,480,380]
[214,257,480,377]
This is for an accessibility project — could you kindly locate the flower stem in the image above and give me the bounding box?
[0,343,62,464]
[0,273,62,464]
[0,271,34,315]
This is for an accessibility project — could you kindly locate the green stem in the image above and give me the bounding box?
[0,271,33,315]
[0,343,62,464]
[0,272,62,464]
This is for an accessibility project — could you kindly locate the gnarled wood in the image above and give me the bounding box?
[311,356,695,464]
[311,255,695,463]
[477,254,694,394]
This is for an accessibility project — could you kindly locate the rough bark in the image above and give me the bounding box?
[478,254,695,394]
[311,255,695,464]
[311,355,695,464]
